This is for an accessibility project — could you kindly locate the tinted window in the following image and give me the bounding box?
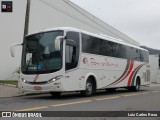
[82,33,149,62]
[22,31,63,74]
[82,33,116,57]
[67,32,79,46]
[65,32,80,70]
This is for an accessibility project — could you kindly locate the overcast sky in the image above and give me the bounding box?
[70,0,160,49]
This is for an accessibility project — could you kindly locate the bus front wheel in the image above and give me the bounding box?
[81,78,95,97]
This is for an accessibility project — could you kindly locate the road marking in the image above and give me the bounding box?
[50,100,93,107]
[15,106,48,111]
[140,92,150,95]
[14,90,160,111]
[122,93,139,97]
[95,96,120,101]
[50,96,121,107]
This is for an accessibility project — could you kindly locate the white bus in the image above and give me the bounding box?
[11,27,150,97]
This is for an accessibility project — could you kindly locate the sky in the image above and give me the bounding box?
[70,0,160,49]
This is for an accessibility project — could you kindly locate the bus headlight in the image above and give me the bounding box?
[21,78,29,84]
[47,76,62,83]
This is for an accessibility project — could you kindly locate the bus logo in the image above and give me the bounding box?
[83,58,88,64]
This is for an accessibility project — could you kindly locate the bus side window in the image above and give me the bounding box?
[65,32,79,71]
[65,45,77,70]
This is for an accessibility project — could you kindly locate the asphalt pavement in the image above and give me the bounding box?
[0,84,160,120]
[0,83,158,98]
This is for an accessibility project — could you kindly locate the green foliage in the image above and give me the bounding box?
[0,80,18,86]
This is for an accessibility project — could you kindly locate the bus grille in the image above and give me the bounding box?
[28,81,48,85]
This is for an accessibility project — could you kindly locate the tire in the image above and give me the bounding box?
[81,78,95,97]
[50,92,61,97]
[128,78,140,92]
[133,79,140,91]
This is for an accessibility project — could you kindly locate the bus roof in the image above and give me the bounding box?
[27,27,148,52]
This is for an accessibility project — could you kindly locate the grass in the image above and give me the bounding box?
[0,80,18,86]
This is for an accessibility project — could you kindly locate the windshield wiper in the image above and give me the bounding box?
[22,58,32,71]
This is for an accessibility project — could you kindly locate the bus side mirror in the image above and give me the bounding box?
[55,36,65,51]
[10,43,22,57]
[66,39,78,47]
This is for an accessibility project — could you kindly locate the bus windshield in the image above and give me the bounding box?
[21,30,63,74]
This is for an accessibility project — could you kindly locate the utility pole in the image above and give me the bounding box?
[23,0,31,40]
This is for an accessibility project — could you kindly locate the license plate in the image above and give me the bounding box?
[34,86,42,90]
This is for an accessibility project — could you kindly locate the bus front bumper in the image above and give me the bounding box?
[19,81,64,93]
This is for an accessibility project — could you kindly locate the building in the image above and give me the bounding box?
[0,0,139,80]
[149,55,160,83]
[29,0,139,46]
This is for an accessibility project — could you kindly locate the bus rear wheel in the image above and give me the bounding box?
[133,79,140,91]
[128,78,140,92]
[81,78,95,97]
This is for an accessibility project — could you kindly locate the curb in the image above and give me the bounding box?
[0,92,49,99]
[150,84,160,87]
[5,84,17,88]
[0,84,49,99]
[0,94,23,99]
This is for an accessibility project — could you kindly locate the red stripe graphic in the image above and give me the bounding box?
[33,74,39,82]
[127,64,143,87]
[112,60,134,86]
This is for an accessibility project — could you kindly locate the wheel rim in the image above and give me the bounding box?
[86,82,92,95]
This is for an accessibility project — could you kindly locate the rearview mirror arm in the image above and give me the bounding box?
[10,43,23,57]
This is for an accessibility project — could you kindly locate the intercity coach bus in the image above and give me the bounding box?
[11,27,150,97]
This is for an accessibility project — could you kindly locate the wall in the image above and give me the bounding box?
[28,0,139,46]
[0,0,26,80]
[149,55,160,83]
[0,0,139,80]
